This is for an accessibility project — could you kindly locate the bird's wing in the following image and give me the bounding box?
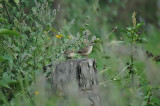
[77,47,88,53]
[64,50,73,54]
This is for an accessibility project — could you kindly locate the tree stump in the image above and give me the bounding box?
[49,58,100,106]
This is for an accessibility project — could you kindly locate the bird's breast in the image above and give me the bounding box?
[67,53,75,58]
[87,46,93,54]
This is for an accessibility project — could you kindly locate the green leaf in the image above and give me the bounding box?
[80,27,86,32]
[136,22,144,28]
[94,38,101,43]
[0,18,8,23]
[51,28,58,33]
[32,7,36,14]
[94,42,103,52]
[0,55,13,63]
[0,56,8,62]
[0,29,21,37]
[0,73,17,88]
[3,73,17,84]
[14,0,19,5]
[0,80,10,88]
[3,55,13,64]
[126,27,132,31]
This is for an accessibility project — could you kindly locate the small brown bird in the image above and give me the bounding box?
[77,43,94,56]
[63,50,75,59]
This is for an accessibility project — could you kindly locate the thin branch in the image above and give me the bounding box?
[99,64,131,85]
[98,79,117,85]
[113,64,130,80]
[99,83,152,89]
[97,67,111,76]
[106,26,117,40]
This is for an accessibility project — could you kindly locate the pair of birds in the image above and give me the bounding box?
[63,43,94,59]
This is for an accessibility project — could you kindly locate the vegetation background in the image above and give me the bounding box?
[0,0,160,105]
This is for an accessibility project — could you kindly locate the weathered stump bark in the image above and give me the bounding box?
[49,58,100,106]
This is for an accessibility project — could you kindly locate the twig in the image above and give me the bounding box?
[100,83,151,89]
[99,64,131,85]
[113,64,130,80]
[106,26,117,40]
[98,79,117,85]
[97,67,111,76]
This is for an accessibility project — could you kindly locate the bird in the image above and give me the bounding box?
[77,43,94,56]
[63,50,75,59]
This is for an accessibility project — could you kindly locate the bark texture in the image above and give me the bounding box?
[49,58,100,106]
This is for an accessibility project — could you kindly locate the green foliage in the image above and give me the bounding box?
[125,22,147,43]
[0,29,21,36]
[0,72,17,88]
[0,1,87,105]
[0,18,8,23]
[14,0,19,5]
